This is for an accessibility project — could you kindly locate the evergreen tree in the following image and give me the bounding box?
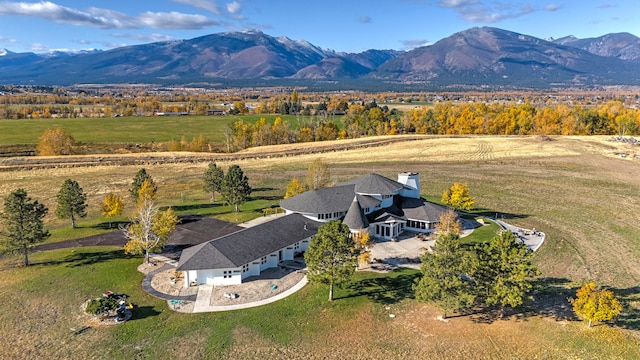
[55,179,87,229]
[130,168,156,201]
[220,164,252,212]
[1,189,50,266]
[304,221,358,301]
[203,162,224,201]
[414,233,475,318]
[473,230,540,317]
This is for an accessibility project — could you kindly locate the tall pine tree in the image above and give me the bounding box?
[130,168,157,201]
[414,233,475,318]
[55,179,87,229]
[203,162,224,202]
[1,189,50,266]
[473,230,540,317]
[220,164,251,212]
[304,221,358,301]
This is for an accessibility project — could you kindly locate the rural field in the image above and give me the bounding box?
[0,135,639,359]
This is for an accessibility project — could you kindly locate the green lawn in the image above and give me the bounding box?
[0,114,339,145]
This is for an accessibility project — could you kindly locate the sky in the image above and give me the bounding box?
[0,0,639,54]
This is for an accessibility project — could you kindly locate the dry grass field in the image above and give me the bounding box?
[0,135,639,359]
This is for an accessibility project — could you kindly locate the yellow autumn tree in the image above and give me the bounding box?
[442,182,475,211]
[36,127,76,156]
[101,193,124,228]
[353,231,371,268]
[123,179,178,264]
[436,210,462,236]
[571,282,623,328]
[284,177,306,199]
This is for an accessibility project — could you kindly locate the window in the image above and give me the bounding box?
[242,264,249,273]
[223,270,232,279]
[294,243,300,250]
[261,256,267,265]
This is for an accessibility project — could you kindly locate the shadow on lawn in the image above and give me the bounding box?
[469,278,640,331]
[92,221,130,230]
[611,286,640,331]
[472,209,530,220]
[167,203,221,212]
[470,277,575,324]
[133,306,161,320]
[339,271,421,305]
[34,249,135,268]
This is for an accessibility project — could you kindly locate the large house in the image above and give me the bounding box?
[280,172,448,239]
[176,172,448,287]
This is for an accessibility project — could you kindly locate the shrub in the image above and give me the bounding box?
[85,295,119,315]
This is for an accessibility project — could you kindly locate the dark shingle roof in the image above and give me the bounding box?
[340,173,404,195]
[356,194,380,208]
[343,196,369,230]
[280,184,355,214]
[177,214,321,271]
[400,198,449,222]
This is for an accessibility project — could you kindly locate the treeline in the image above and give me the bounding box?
[403,101,640,136]
[224,100,639,151]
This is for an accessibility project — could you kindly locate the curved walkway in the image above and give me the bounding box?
[192,276,308,313]
[141,264,197,301]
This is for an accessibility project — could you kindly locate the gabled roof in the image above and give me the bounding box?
[343,196,369,230]
[400,198,449,223]
[340,173,404,195]
[280,184,355,214]
[177,214,321,271]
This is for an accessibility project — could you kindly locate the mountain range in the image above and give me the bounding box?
[2,27,640,89]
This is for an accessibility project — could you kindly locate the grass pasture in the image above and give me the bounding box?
[1,135,640,358]
[0,114,317,146]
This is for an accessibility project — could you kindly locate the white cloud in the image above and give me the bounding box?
[439,0,478,8]
[226,1,241,14]
[170,0,221,15]
[438,1,538,24]
[0,35,17,44]
[138,11,219,29]
[544,4,562,11]
[111,33,175,42]
[401,38,431,49]
[0,1,123,28]
[0,1,220,30]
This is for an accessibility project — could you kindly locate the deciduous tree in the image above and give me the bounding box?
[203,162,224,201]
[0,189,50,266]
[122,190,178,264]
[284,177,306,199]
[55,179,87,229]
[220,164,252,212]
[571,282,622,328]
[36,127,76,156]
[414,233,475,318]
[305,158,331,190]
[304,221,358,301]
[442,182,475,211]
[436,210,462,236]
[473,230,540,316]
[101,193,124,228]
